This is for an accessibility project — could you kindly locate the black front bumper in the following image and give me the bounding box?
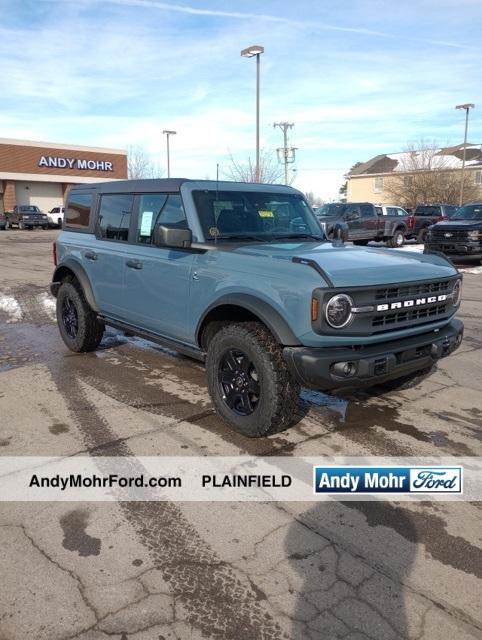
[283,319,463,390]
[425,241,482,259]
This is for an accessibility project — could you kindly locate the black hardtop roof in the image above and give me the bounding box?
[69,178,300,195]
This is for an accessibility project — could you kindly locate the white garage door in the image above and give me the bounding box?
[15,182,63,212]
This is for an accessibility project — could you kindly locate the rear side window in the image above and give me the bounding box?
[136,194,187,244]
[65,193,93,229]
[360,204,373,217]
[97,194,134,242]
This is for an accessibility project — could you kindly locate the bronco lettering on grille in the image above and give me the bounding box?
[376,294,448,312]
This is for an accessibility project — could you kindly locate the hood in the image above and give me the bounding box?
[432,219,482,229]
[230,241,457,288]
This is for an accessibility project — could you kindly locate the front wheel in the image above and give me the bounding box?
[19,221,25,230]
[56,281,104,352]
[388,229,405,248]
[206,322,300,437]
[417,228,429,244]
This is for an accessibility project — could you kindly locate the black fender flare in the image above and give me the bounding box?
[51,259,99,312]
[196,294,302,346]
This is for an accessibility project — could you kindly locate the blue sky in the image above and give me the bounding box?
[1,0,481,199]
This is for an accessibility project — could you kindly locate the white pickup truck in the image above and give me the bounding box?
[47,206,64,228]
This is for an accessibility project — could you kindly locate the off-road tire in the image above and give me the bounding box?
[388,229,405,248]
[206,322,301,437]
[56,281,104,352]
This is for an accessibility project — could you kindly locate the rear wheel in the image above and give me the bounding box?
[206,322,300,437]
[56,281,104,352]
[388,229,405,248]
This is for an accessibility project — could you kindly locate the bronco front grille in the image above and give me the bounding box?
[372,303,447,330]
[375,280,450,301]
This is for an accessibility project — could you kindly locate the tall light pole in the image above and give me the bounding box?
[455,103,475,206]
[274,122,297,185]
[241,45,264,182]
[162,129,176,178]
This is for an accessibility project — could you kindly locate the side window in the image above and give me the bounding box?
[360,204,373,217]
[97,194,133,242]
[387,207,398,216]
[375,207,383,216]
[397,208,406,216]
[65,193,93,229]
[137,194,187,244]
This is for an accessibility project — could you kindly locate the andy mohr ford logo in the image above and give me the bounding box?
[376,294,448,312]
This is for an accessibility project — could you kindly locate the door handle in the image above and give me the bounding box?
[84,251,98,261]
[126,259,143,270]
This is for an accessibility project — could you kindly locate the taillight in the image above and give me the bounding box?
[408,215,415,230]
[52,242,57,266]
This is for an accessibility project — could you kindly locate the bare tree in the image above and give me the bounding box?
[305,192,323,208]
[384,141,479,208]
[223,149,284,184]
[127,145,163,179]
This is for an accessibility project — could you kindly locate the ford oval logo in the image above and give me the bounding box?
[444,232,453,238]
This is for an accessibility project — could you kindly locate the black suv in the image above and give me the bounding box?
[410,204,458,243]
[425,203,482,262]
[6,205,49,230]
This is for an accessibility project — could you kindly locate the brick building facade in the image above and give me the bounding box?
[0,138,127,213]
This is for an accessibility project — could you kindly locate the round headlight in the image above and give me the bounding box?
[452,279,462,306]
[325,294,354,328]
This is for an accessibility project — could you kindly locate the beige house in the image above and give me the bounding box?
[346,144,482,205]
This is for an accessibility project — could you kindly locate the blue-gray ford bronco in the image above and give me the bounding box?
[51,179,463,437]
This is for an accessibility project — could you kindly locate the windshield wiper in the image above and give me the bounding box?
[270,233,324,241]
[215,234,269,242]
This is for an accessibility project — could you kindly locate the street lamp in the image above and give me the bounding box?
[455,103,475,206]
[162,130,177,178]
[241,45,264,182]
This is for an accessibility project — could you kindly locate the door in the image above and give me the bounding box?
[88,193,135,319]
[359,203,379,239]
[343,205,362,239]
[122,193,195,342]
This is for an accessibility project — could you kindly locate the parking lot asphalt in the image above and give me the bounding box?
[0,229,481,640]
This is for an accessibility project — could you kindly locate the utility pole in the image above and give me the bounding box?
[455,103,475,206]
[162,130,176,178]
[273,122,297,185]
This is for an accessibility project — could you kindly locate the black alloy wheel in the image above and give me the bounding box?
[61,296,79,339]
[218,348,260,416]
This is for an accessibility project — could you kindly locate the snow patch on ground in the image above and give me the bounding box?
[462,265,482,274]
[0,294,23,322]
[38,292,56,321]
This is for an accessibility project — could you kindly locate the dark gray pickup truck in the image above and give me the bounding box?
[315,202,412,247]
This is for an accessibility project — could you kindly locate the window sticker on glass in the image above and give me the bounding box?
[258,210,274,218]
[140,211,153,236]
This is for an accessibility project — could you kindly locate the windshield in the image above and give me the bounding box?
[20,206,39,212]
[315,203,348,217]
[451,204,482,220]
[192,190,324,241]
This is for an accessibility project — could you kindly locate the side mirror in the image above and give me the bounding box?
[152,224,192,249]
[332,221,349,245]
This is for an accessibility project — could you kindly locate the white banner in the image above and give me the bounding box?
[0,456,480,501]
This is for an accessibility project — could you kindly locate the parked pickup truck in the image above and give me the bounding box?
[425,202,482,263]
[315,202,411,247]
[51,180,463,437]
[410,204,458,243]
[6,205,49,230]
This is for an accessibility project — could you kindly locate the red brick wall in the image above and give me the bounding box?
[0,143,127,179]
[2,181,16,211]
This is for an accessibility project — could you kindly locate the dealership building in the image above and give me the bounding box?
[0,137,128,214]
